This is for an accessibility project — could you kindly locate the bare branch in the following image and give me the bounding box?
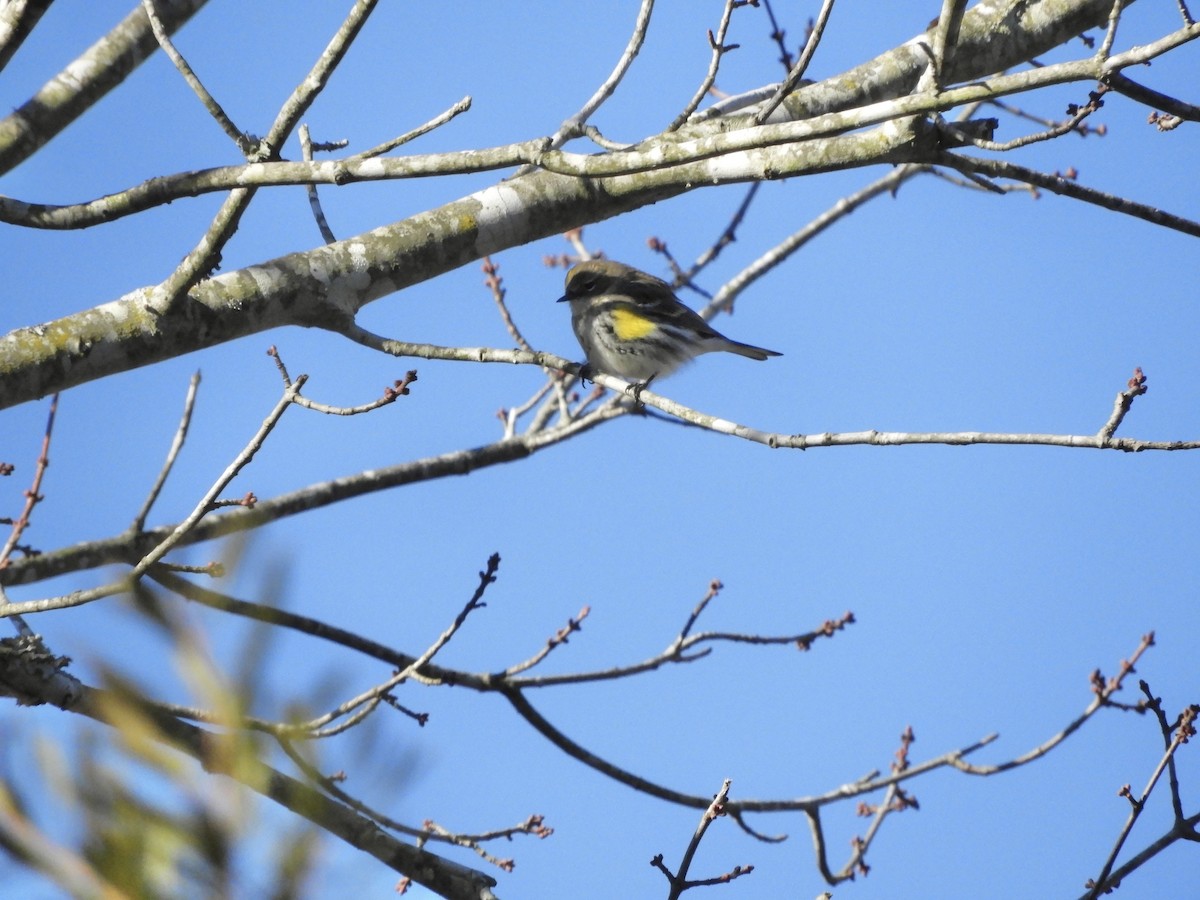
[0,0,210,176]
[146,0,382,309]
[0,379,304,617]
[667,0,741,132]
[19,21,1198,235]
[0,0,54,74]
[65,682,501,899]
[703,164,925,317]
[943,84,1108,152]
[501,608,590,677]
[0,394,57,572]
[1078,810,1200,900]
[1107,72,1200,122]
[351,95,472,160]
[0,397,621,591]
[953,633,1156,777]
[141,0,257,156]
[537,0,655,153]
[758,0,794,72]
[299,124,339,243]
[654,779,754,898]
[941,153,1200,238]
[1084,689,1198,898]
[755,0,836,123]
[130,372,201,534]
[1097,367,1148,441]
[926,0,969,89]
[1095,0,1125,61]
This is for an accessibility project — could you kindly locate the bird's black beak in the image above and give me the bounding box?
[555,293,569,303]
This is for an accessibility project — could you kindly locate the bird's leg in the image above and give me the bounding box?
[627,372,657,408]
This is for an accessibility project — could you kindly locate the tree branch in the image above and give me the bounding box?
[0,0,211,175]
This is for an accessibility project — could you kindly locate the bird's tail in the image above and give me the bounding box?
[719,338,782,361]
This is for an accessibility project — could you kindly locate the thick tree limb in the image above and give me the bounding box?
[0,0,210,175]
[1,0,1191,412]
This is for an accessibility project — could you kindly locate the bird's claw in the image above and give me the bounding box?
[626,373,657,409]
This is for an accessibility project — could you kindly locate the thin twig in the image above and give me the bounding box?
[481,257,572,429]
[151,0,381,309]
[915,0,968,95]
[656,183,761,294]
[131,372,201,533]
[654,779,753,899]
[0,381,303,617]
[833,727,919,881]
[755,0,836,123]
[1077,810,1200,900]
[1096,0,1125,61]
[548,0,653,142]
[940,152,1200,238]
[0,394,58,571]
[270,346,417,414]
[1096,367,1148,441]
[702,164,925,318]
[498,380,556,439]
[669,579,724,654]
[128,381,303,578]
[350,96,472,160]
[945,85,1108,152]
[481,258,532,353]
[1106,72,1200,122]
[403,554,501,684]
[953,633,1156,777]
[668,0,740,131]
[300,124,338,243]
[1084,689,1197,898]
[502,608,590,676]
[141,0,257,156]
[514,0,654,175]
[0,393,57,637]
[759,0,795,71]
[277,735,542,872]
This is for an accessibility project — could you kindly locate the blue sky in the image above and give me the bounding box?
[2,2,1198,898]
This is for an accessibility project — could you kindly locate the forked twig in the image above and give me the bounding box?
[668,0,741,131]
[653,779,754,898]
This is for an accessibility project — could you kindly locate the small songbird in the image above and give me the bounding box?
[556,259,781,388]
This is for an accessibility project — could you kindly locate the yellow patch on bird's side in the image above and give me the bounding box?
[610,307,658,341]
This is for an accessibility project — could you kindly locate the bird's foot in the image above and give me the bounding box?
[626,373,657,408]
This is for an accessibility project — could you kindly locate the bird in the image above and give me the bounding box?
[556,259,781,393]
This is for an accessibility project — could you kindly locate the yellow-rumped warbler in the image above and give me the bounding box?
[557,259,781,387]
